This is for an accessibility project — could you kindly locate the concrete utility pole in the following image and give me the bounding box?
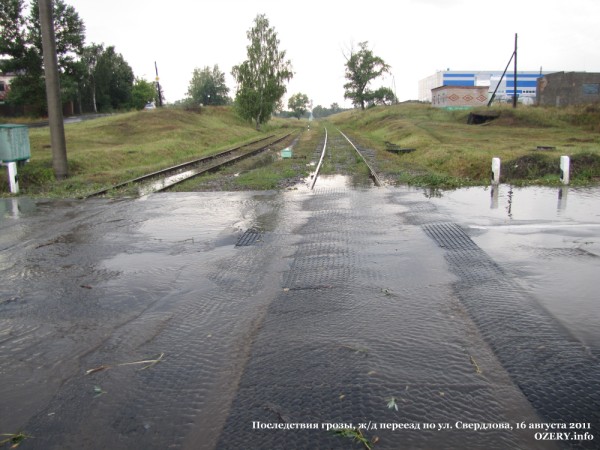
[513,33,518,109]
[155,61,163,107]
[38,0,68,179]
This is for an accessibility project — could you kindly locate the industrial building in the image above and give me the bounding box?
[431,85,489,108]
[536,72,600,107]
[419,70,550,105]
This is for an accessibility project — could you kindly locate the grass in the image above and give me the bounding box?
[0,432,31,448]
[171,119,320,191]
[329,102,600,187]
[2,103,599,196]
[1,106,303,197]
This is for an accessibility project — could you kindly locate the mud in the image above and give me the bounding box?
[1,183,599,449]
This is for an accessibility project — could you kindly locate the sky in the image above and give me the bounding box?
[74,0,600,108]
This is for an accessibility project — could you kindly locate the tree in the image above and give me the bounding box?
[0,0,85,113]
[93,46,133,111]
[186,65,229,106]
[343,41,390,110]
[80,43,103,112]
[365,87,397,107]
[131,77,157,109]
[232,14,293,130]
[312,103,345,119]
[287,92,309,119]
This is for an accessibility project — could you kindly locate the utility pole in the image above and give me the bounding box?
[38,0,67,179]
[155,61,163,107]
[513,33,518,109]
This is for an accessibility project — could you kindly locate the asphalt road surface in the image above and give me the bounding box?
[1,184,598,449]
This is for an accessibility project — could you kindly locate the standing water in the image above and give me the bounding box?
[424,184,600,351]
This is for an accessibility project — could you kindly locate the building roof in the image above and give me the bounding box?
[431,85,488,92]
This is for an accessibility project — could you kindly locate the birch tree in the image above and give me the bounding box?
[232,14,293,130]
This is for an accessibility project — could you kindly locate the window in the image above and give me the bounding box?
[0,82,5,92]
[582,84,600,95]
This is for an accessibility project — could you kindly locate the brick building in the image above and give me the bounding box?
[536,72,600,107]
[431,85,489,109]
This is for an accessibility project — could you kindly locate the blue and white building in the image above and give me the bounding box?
[419,70,550,104]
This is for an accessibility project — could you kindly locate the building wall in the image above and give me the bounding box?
[419,70,547,102]
[431,86,489,108]
[537,72,600,107]
[418,72,443,102]
[0,74,12,103]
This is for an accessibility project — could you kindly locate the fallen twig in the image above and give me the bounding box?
[117,352,165,370]
[469,355,482,374]
[85,353,164,375]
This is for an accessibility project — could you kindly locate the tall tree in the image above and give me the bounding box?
[0,0,85,113]
[0,0,28,66]
[287,92,309,119]
[186,65,230,106]
[131,77,157,109]
[94,46,133,111]
[232,14,293,130]
[80,43,103,112]
[343,41,390,110]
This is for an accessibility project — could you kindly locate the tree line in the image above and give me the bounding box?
[184,16,395,129]
[0,0,158,115]
[1,2,395,125]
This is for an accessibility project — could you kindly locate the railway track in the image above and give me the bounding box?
[310,126,383,189]
[85,133,293,198]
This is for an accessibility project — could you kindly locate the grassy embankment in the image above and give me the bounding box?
[2,103,600,196]
[171,120,321,191]
[1,106,303,197]
[329,102,600,187]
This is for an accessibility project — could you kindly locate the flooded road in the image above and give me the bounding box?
[1,183,598,449]
[426,185,600,351]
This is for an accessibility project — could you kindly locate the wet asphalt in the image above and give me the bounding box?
[1,183,598,449]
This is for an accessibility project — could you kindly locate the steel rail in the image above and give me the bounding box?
[146,133,292,195]
[309,127,328,190]
[337,129,384,187]
[84,134,287,198]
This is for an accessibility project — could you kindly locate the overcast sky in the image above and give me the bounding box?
[74,0,600,108]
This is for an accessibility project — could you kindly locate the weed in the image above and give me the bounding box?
[387,396,399,411]
[0,432,31,448]
[333,427,376,450]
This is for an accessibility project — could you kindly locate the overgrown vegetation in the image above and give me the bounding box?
[0,106,301,197]
[2,103,599,196]
[172,120,318,191]
[329,102,600,187]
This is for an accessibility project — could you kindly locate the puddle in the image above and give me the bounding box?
[0,197,38,222]
[428,185,600,224]
[419,184,600,350]
[310,174,375,189]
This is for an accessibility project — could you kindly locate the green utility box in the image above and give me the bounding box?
[0,124,31,162]
[281,147,293,159]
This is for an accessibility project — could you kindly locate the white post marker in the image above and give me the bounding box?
[7,162,19,194]
[491,157,501,185]
[560,155,570,185]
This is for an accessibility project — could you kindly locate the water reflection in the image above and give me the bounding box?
[138,169,198,196]
[490,185,499,209]
[506,186,514,219]
[0,198,37,222]
[557,186,568,212]
[423,188,443,199]
[427,185,600,223]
